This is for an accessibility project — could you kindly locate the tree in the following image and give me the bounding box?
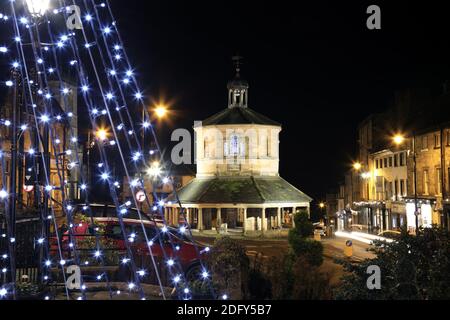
[288,210,323,267]
[335,227,450,300]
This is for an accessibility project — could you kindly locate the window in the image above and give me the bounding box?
[422,136,428,150]
[437,168,442,195]
[375,159,379,169]
[435,134,441,149]
[447,130,450,146]
[389,157,393,167]
[400,152,405,166]
[394,154,398,167]
[384,158,388,168]
[423,169,429,195]
[400,180,405,197]
[394,180,399,199]
[231,135,239,155]
[225,134,242,157]
[379,159,383,169]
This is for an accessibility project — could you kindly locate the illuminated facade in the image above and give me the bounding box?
[165,66,312,235]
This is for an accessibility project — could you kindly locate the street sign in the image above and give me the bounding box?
[136,191,146,203]
[24,154,36,186]
[23,185,34,193]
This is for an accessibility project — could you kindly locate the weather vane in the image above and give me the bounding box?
[232,55,244,78]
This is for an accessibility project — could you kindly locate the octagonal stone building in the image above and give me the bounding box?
[165,65,312,235]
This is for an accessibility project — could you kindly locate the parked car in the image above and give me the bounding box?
[377,230,401,240]
[50,206,208,280]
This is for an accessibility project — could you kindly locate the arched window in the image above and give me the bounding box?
[230,135,240,155]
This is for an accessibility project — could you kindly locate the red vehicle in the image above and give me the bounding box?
[50,205,208,281]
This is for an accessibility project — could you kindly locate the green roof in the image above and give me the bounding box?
[202,107,281,127]
[168,176,312,205]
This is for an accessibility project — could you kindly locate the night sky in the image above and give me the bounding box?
[112,0,450,200]
[3,1,450,201]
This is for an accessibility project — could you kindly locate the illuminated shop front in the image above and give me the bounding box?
[405,198,436,233]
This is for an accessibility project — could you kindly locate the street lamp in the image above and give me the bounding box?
[95,128,109,142]
[154,105,168,119]
[393,134,405,146]
[25,0,50,17]
[146,161,162,178]
[353,162,362,171]
[392,133,419,235]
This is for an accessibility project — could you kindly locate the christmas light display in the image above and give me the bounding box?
[0,0,221,301]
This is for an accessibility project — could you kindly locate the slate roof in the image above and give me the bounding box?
[168,176,312,205]
[202,107,281,127]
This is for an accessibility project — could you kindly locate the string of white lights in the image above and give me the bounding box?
[100,0,220,298]
[77,0,194,299]
[58,0,201,299]
[51,2,150,299]
[7,1,71,300]
[0,0,223,300]
[39,9,119,299]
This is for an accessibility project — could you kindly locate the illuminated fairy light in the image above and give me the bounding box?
[137,270,146,277]
[0,288,7,298]
[40,114,50,123]
[0,190,8,200]
[101,172,110,180]
[6,0,208,300]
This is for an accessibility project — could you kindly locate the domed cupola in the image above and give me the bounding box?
[227,55,249,108]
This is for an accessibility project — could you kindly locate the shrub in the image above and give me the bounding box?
[335,226,450,300]
[207,237,250,299]
[288,210,324,267]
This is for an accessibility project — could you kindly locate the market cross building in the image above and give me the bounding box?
[165,61,312,235]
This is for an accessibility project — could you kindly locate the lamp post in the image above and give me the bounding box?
[393,134,419,235]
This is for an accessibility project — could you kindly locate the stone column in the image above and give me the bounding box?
[262,207,266,233]
[217,208,222,229]
[292,207,296,228]
[164,207,169,223]
[186,208,190,225]
[198,208,203,231]
[277,207,282,228]
[243,208,248,232]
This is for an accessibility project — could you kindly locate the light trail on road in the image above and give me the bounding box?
[334,231,395,244]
